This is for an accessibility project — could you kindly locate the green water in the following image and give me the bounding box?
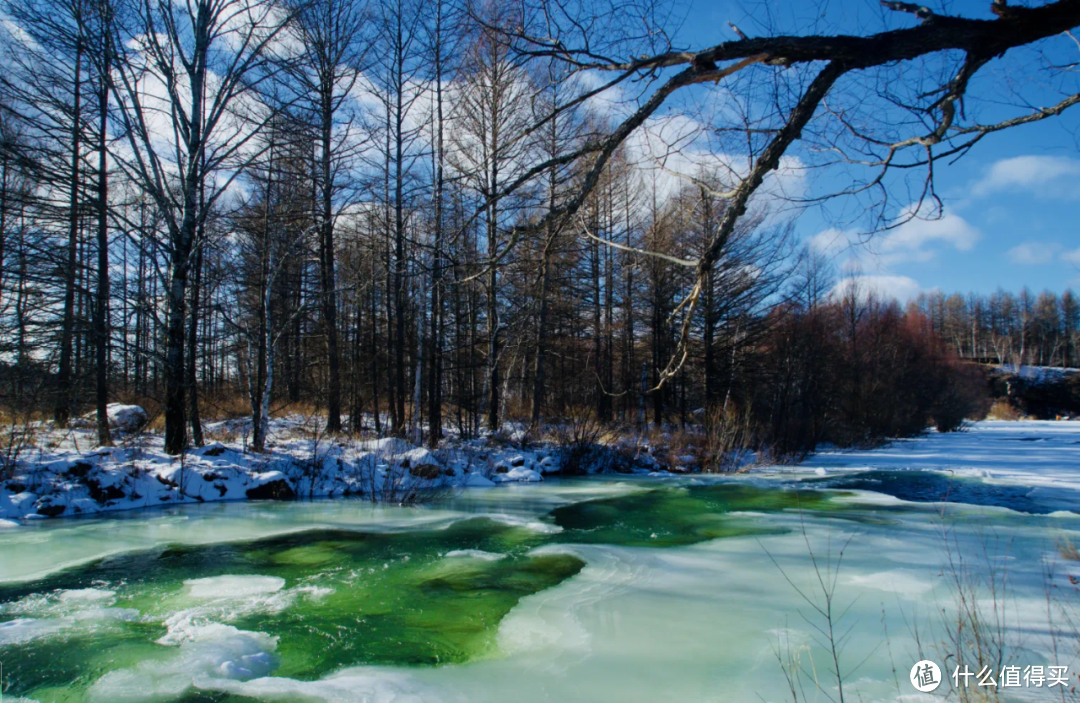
[0,483,847,702]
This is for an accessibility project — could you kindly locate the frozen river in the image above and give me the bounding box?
[1,421,1077,702]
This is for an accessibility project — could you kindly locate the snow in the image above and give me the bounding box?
[5,417,1080,525]
[490,466,542,483]
[464,473,496,488]
[77,404,149,432]
[995,364,1078,384]
[0,416,569,522]
[801,421,1080,496]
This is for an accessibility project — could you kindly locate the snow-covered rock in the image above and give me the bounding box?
[106,404,148,432]
[490,467,542,483]
[463,473,496,488]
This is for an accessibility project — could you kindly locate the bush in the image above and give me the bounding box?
[932,362,991,432]
[551,412,632,475]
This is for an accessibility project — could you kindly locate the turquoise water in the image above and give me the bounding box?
[0,471,1076,702]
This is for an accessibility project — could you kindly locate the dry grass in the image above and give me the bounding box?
[1059,537,1080,562]
[198,393,252,421]
[986,399,1021,421]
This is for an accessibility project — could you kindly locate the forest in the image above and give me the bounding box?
[1,0,1078,460]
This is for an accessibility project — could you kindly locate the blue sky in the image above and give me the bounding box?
[666,0,1080,299]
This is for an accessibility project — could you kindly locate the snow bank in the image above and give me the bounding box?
[0,420,563,522]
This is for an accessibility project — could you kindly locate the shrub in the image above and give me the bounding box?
[552,412,617,475]
[932,362,991,432]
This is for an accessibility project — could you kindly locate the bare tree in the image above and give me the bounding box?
[110,0,294,453]
[449,0,536,431]
[487,0,1080,389]
[282,0,370,434]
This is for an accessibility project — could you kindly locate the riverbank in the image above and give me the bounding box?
[3,418,1078,524]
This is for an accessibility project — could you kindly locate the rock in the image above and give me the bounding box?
[246,479,296,500]
[202,443,227,457]
[36,504,66,517]
[409,464,442,480]
[105,404,148,433]
[86,479,126,505]
[509,455,526,467]
[65,461,94,479]
[538,457,560,474]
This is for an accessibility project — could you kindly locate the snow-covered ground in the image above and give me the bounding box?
[995,363,1079,384]
[4,418,1079,524]
[0,416,565,522]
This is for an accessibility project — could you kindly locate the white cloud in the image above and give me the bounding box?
[808,203,979,267]
[831,275,924,303]
[1062,247,1080,265]
[972,155,1080,199]
[876,206,979,264]
[808,227,850,257]
[1007,241,1063,264]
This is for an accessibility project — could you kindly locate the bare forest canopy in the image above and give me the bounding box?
[0,0,1077,454]
[910,288,1080,369]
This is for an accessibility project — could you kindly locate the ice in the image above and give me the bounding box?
[184,575,285,599]
[845,569,934,596]
[89,623,278,702]
[483,513,563,534]
[444,549,506,561]
[0,617,67,645]
[3,421,1080,703]
[58,587,116,602]
[0,587,139,646]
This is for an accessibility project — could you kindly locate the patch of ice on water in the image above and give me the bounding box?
[198,666,428,702]
[184,575,285,599]
[59,587,116,603]
[0,593,140,646]
[484,513,563,534]
[846,569,934,596]
[444,549,506,561]
[0,617,68,645]
[89,622,278,702]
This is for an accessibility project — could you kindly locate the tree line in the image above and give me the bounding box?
[910,288,1080,369]
[1,0,1078,454]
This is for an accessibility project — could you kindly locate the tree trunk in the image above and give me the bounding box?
[56,37,83,428]
[94,37,112,446]
[320,90,341,434]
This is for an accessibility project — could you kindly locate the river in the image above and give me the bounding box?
[1,421,1077,702]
